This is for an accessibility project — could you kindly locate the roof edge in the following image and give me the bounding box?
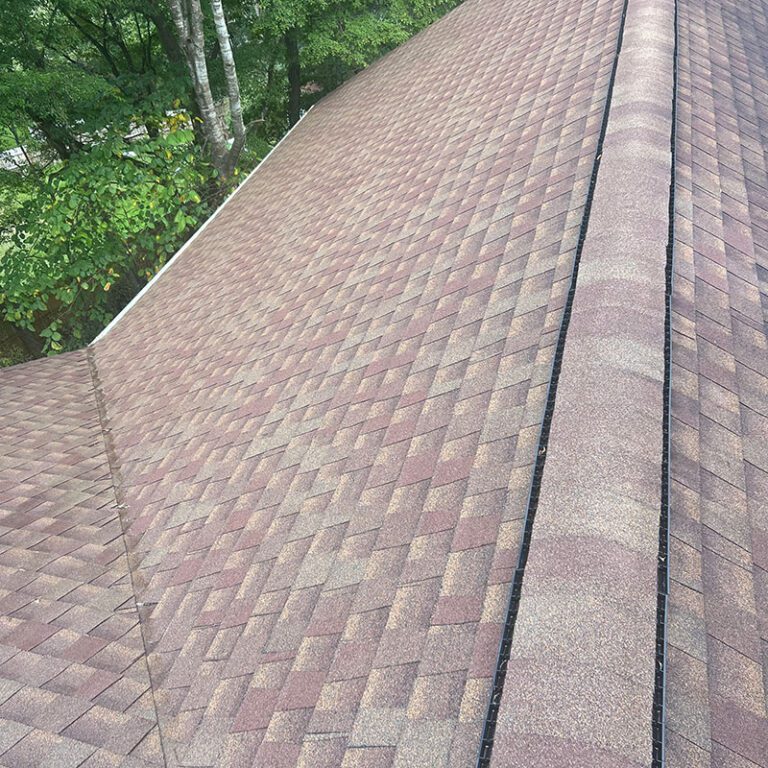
[92,107,314,345]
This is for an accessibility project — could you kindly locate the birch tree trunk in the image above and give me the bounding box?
[167,0,240,177]
[210,0,246,177]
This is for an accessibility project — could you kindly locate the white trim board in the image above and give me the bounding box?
[92,107,313,344]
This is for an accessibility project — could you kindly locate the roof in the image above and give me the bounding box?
[0,0,766,766]
[0,352,163,766]
[667,0,768,765]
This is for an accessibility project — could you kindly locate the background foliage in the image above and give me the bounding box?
[0,0,461,362]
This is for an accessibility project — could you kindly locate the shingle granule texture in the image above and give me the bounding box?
[90,1,627,763]
[492,0,674,765]
[1,0,767,766]
[666,0,768,766]
[0,352,163,767]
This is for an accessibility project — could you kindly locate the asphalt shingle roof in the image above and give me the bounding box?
[493,0,675,763]
[0,0,766,766]
[0,353,163,766]
[667,0,768,765]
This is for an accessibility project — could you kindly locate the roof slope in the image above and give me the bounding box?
[0,0,767,766]
[91,0,626,765]
[0,352,163,766]
[493,0,675,764]
[667,0,768,765]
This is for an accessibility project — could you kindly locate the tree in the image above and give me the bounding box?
[0,0,463,361]
[0,0,191,163]
[169,0,246,178]
[0,115,210,353]
[250,0,462,128]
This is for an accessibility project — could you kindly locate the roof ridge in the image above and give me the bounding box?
[490,0,677,765]
[475,0,632,761]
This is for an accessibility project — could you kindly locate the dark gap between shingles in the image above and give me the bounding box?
[653,0,679,765]
[475,0,632,765]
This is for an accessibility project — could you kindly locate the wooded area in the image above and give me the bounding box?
[0,0,460,365]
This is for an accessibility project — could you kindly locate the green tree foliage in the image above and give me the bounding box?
[0,0,462,360]
[0,117,209,353]
[0,0,186,160]
[241,0,461,131]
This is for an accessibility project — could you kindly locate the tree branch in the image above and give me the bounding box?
[59,9,121,78]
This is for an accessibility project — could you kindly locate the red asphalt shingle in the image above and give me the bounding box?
[493,0,675,764]
[0,0,767,766]
[84,0,626,764]
[667,0,768,766]
[0,353,162,767]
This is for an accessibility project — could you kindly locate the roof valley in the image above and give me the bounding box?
[85,346,172,768]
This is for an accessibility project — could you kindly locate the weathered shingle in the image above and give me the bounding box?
[667,0,768,766]
[1,0,767,765]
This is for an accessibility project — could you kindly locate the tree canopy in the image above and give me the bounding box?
[0,0,461,363]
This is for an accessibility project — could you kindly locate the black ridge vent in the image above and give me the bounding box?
[653,0,679,765]
[475,0,631,765]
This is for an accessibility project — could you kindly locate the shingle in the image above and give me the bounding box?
[0,354,164,766]
[667,1,768,764]
[2,0,766,765]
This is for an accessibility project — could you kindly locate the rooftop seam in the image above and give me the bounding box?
[652,0,679,762]
[475,0,631,763]
[85,346,170,768]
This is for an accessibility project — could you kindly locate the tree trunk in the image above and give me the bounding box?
[147,4,205,148]
[285,28,301,128]
[8,324,43,358]
[146,2,185,66]
[168,0,229,174]
[28,113,79,161]
[210,0,246,176]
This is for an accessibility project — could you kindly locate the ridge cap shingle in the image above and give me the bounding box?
[491,0,676,764]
